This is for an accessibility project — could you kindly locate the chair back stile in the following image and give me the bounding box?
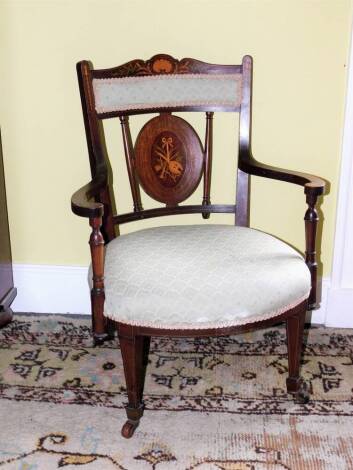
[236,55,252,227]
[76,54,253,236]
[77,60,117,242]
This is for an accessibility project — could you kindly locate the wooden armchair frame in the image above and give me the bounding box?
[71,54,326,438]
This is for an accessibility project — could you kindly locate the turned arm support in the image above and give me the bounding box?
[71,171,107,218]
[240,152,326,309]
[71,172,108,341]
[89,216,107,342]
[304,189,320,309]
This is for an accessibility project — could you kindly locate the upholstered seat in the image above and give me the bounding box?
[102,225,311,329]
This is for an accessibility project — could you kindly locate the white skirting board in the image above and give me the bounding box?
[308,277,331,325]
[11,264,338,326]
[12,264,91,315]
[325,287,353,328]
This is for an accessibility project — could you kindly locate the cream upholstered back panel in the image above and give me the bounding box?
[92,73,242,114]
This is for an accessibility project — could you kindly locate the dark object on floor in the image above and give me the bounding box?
[71,54,326,437]
[0,130,16,328]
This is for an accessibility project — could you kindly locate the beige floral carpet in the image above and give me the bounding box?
[0,315,353,469]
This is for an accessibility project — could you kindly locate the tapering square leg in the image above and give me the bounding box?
[286,304,309,403]
[119,324,150,438]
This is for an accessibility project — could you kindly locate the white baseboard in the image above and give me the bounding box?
[325,287,353,328]
[11,264,336,326]
[12,264,91,314]
[309,277,331,325]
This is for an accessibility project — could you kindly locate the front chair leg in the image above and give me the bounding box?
[89,217,112,346]
[118,324,150,438]
[286,304,309,404]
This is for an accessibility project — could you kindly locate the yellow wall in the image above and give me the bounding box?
[0,0,352,277]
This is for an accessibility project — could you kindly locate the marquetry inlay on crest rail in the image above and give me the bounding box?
[92,54,241,79]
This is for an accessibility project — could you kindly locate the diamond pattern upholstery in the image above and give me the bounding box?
[99,225,311,329]
[92,74,242,113]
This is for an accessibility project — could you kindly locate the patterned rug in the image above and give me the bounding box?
[0,315,353,469]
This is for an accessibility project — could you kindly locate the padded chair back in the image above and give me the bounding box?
[77,54,253,239]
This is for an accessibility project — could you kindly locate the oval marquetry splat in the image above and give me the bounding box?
[135,114,204,205]
[151,131,186,187]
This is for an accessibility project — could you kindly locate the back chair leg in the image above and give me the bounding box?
[106,318,116,338]
[286,304,309,404]
[118,324,150,438]
[142,336,151,385]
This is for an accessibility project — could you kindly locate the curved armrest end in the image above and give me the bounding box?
[304,181,325,196]
[71,175,107,218]
[71,197,104,218]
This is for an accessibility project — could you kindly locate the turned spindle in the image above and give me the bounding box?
[202,112,214,219]
[304,190,319,309]
[120,116,143,212]
[89,217,107,345]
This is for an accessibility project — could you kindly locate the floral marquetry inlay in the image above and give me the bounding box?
[152,132,186,187]
[135,114,204,205]
[95,54,209,78]
[151,57,175,74]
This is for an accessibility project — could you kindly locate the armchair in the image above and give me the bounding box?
[71,54,326,438]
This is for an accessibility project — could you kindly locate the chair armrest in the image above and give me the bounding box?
[240,151,326,310]
[71,172,107,218]
[239,152,326,195]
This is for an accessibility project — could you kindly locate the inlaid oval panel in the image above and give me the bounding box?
[151,131,186,187]
[135,114,204,205]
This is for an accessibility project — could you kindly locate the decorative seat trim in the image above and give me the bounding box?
[104,292,309,330]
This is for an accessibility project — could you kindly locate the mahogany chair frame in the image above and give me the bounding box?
[71,54,326,438]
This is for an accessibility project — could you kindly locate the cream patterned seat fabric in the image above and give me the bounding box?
[101,225,311,329]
